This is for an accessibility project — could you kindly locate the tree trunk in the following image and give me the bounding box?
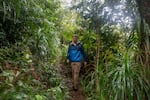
[136,0,150,81]
[137,0,150,27]
[95,33,100,92]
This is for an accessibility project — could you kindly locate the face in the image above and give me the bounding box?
[73,36,78,43]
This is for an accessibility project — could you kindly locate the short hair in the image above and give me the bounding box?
[73,34,78,37]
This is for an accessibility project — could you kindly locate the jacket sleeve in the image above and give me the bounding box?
[80,44,87,62]
[67,44,70,60]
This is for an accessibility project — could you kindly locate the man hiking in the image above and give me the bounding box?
[67,34,87,91]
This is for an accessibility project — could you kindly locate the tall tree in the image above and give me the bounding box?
[136,0,150,81]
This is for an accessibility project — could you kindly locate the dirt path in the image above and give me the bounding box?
[58,62,86,100]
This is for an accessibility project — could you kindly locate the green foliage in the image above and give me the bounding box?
[107,51,150,100]
[0,0,150,100]
[136,19,150,84]
[81,32,150,100]
[0,0,70,100]
[81,71,95,97]
[101,25,121,52]
[60,9,83,43]
[0,70,69,100]
[47,85,70,100]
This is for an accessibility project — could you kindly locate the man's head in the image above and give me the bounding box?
[73,34,78,43]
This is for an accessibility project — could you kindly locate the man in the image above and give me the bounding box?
[67,34,87,91]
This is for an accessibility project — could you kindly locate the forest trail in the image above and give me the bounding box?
[58,62,86,100]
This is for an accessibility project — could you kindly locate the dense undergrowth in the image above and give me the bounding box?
[0,0,150,100]
[0,0,70,100]
[79,23,150,100]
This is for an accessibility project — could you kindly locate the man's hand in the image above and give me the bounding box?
[67,59,70,63]
[84,62,87,66]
